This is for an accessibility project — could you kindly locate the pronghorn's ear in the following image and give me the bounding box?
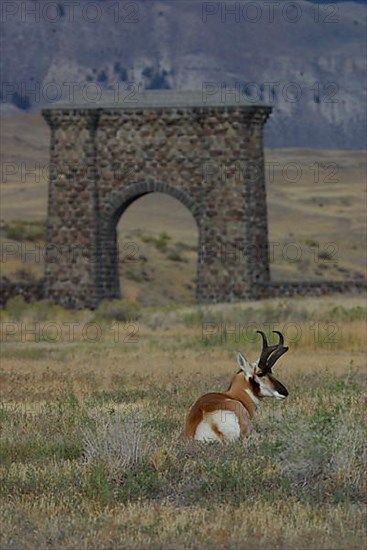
[237,352,252,377]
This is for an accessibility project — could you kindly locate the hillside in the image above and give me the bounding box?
[0,0,366,148]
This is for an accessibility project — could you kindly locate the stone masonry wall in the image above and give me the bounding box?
[1,277,365,310]
[256,280,366,300]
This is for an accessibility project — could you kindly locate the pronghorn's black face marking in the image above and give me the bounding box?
[237,330,289,400]
[268,373,288,398]
[257,372,289,399]
[249,376,261,393]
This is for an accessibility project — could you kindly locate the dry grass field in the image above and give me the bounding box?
[0,295,366,549]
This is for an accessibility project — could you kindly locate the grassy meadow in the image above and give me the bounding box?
[0,295,366,549]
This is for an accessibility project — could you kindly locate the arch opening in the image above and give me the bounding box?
[114,192,199,306]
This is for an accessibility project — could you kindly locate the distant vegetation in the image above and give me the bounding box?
[2,220,46,242]
[140,231,172,252]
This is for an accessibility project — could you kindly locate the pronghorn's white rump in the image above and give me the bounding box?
[185,330,289,442]
[194,410,241,442]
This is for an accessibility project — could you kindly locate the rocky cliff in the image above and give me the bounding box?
[1,0,365,148]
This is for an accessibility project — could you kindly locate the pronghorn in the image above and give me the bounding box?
[185,331,289,442]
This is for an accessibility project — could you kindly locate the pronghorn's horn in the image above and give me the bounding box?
[273,330,284,346]
[257,330,268,348]
[266,331,288,371]
[256,331,278,373]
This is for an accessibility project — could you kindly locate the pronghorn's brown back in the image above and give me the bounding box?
[184,392,250,439]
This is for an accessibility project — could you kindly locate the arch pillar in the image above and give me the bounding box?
[42,109,101,308]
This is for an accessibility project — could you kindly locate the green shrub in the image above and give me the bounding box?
[94,299,140,322]
[167,250,186,262]
[25,300,71,322]
[304,239,319,248]
[5,298,70,322]
[4,220,46,242]
[83,461,113,504]
[175,241,197,252]
[318,250,334,261]
[140,231,171,253]
[5,295,28,320]
[323,305,366,322]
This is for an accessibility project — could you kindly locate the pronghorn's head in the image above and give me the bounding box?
[237,331,289,400]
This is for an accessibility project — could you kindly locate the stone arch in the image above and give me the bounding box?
[98,182,202,301]
[42,92,273,309]
[104,181,201,229]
